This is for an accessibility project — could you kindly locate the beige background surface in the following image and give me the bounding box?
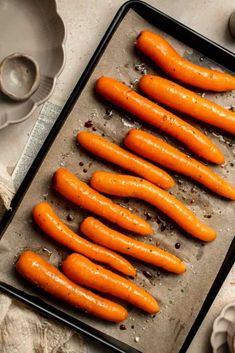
[0,1,234,353]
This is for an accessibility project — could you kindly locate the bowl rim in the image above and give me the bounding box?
[0,0,66,129]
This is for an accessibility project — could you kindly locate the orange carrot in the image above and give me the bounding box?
[125,129,235,200]
[90,171,216,242]
[139,75,235,135]
[33,202,136,276]
[80,217,186,274]
[16,251,128,322]
[62,253,159,314]
[53,168,152,235]
[96,77,224,164]
[77,131,174,189]
[136,31,235,92]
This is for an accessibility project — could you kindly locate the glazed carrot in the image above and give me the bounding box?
[139,75,235,134]
[136,31,235,92]
[33,202,136,276]
[125,129,235,200]
[62,253,159,314]
[90,172,216,242]
[16,251,128,322]
[77,131,174,189]
[96,77,224,164]
[53,168,152,235]
[80,217,186,274]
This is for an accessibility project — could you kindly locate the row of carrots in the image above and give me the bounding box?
[16,30,235,324]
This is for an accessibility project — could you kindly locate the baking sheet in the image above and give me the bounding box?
[0,9,235,353]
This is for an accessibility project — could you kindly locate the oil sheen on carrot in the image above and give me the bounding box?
[96,76,224,164]
[16,251,128,322]
[90,171,216,242]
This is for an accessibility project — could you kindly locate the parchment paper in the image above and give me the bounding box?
[0,9,235,353]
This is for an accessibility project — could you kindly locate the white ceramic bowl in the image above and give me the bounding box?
[211,301,235,353]
[0,0,66,129]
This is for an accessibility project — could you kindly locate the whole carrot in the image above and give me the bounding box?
[62,253,159,314]
[53,168,152,235]
[136,31,235,92]
[125,129,235,200]
[139,75,235,135]
[77,131,174,189]
[90,172,216,242]
[96,77,224,164]
[80,217,186,274]
[16,251,128,322]
[33,202,136,276]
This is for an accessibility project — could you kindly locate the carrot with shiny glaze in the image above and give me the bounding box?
[90,172,216,242]
[136,31,235,92]
[80,217,186,274]
[16,251,128,322]
[77,131,174,189]
[125,129,235,200]
[139,75,235,135]
[53,168,152,235]
[96,77,224,164]
[62,253,159,314]
[33,202,136,276]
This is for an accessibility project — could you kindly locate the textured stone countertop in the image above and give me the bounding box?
[0,1,234,352]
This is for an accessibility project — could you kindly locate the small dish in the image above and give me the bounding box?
[0,53,40,101]
[211,301,235,353]
[0,0,66,129]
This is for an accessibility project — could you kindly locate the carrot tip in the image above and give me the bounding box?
[178,262,187,274]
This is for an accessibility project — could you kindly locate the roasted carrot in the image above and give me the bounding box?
[33,202,136,276]
[62,253,159,314]
[16,251,128,322]
[53,168,152,235]
[125,129,235,200]
[80,217,186,274]
[139,75,235,135]
[90,172,216,242]
[77,131,174,189]
[96,77,224,164]
[136,31,235,92]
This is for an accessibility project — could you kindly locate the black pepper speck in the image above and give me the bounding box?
[120,324,127,330]
[67,214,74,222]
[175,242,181,249]
[84,120,93,128]
[142,270,153,279]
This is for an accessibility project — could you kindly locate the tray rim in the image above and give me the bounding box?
[0,1,234,352]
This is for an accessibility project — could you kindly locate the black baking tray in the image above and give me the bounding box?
[0,1,235,352]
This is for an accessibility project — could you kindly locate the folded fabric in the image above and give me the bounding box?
[0,294,87,353]
[0,162,15,216]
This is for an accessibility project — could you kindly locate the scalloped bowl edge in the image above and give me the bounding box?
[0,0,66,130]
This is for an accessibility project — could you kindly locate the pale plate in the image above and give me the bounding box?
[211,301,235,353]
[0,0,66,129]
